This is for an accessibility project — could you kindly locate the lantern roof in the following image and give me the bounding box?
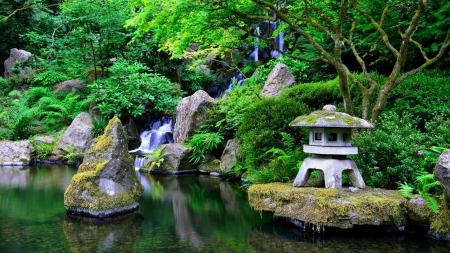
[289,105,374,129]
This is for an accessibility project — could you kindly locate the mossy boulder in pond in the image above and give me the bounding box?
[64,116,144,218]
[248,183,407,229]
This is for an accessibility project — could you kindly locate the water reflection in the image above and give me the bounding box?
[0,165,449,253]
[63,214,143,253]
[135,174,269,252]
[248,220,450,253]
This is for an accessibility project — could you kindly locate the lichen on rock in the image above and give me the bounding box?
[64,116,144,218]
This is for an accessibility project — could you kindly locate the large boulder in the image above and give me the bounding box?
[0,140,35,166]
[173,90,217,143]
[434,150,450,207]
[4,48,32,78]
[219,139,240,172]
[260,63,296,98]
[54,79,86,93]
[52,112,94,160]
[140,143,195,174]
[64,116,144,217]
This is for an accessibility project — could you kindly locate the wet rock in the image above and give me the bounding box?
[123,118,140,150]
[198,155,221,173]
[260,63,296,98]
[140,143,195,174]
[219,139,240,172]
[54,79,85,93]
[51,112,94,160]
[0,140,35,166]
[4,48,31,78]
[173,90,217,143]
[64,116,144,218]
[434,150,450,207]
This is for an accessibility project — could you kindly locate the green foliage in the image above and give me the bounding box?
[385,70,450,129]
[416,172,441,213]
[236,97,310,173]
[352,112,428,189]
[33,70,69,86]
[398,182,414,199]
[63,146,83,165]
[91,116,109,138]
[187,133,224,164]
[0,87,89,140]
[181,66,214,94]
[37,92,90,131]
[32,141,56,160]
[144,146,166,170]
[87,60,183,118]
[244,132,303,186]
[198,79,262,141]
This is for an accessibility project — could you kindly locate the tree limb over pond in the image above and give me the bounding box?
[127,0,449,122]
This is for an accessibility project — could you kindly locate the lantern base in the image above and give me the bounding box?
[293,157,365,189]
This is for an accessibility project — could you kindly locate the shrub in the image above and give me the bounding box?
[33,70,69,86]
[236,97,310,172]
[198,78,263,141]
[91,116,110,138]
[351,111,429,189]
[87,60,183,118]
[244,132,304,186]
[187,132,224,164]
[181,66,214,94]
[384,70,450,130]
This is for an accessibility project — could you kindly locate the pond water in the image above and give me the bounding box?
[0,164,449,253]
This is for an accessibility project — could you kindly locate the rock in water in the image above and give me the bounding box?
[435,150,450,208]
[64,116,144,218]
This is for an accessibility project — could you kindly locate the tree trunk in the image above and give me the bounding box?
[335,66,353,116]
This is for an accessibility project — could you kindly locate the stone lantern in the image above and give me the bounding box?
[289,105,374,189]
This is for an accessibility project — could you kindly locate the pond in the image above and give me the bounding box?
[0,164,449,253]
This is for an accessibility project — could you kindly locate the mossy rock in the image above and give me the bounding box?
[248,183,407,229]
[64,116,144,217]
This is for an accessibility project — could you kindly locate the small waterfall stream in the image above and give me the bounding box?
[130,116,173,169]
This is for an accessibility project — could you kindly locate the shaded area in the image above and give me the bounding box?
[248,219,450,253]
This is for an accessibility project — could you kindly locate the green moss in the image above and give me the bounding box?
[290,111,362,126]
[248,183,407,229]
[430,202,450,234]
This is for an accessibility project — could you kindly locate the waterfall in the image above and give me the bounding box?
[248,27,260,62]
[130,116,173,169]
[226,73,244,91]
[270,20,285,58]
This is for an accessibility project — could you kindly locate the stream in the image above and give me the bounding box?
[0,164,449,252]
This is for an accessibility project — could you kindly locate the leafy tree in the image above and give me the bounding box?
[87,60,183,118]
[128,0,449,122]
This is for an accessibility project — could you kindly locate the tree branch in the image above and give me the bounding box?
[351,0,399,58]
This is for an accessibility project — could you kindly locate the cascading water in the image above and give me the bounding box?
[130,116,173,169]
[226,73,244,91]
[248,27,260,62]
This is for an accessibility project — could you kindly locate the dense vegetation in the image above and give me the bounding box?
[1,0,449,209]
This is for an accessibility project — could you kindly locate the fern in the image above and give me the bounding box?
[398,182,414,199]
[416,172,441,213]
[37,92,89,131]
[144,146,166,170]
[187,132,224,164]
[280,132,295,152]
